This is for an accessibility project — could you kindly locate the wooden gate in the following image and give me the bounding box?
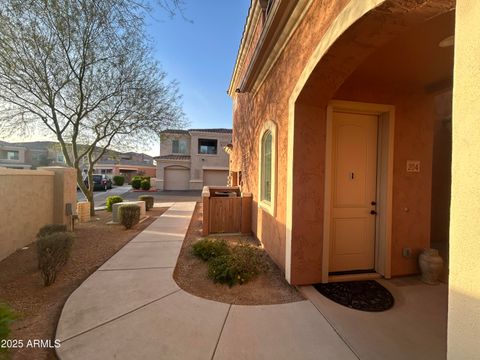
[202,186,252,235]
[209,197,242,233]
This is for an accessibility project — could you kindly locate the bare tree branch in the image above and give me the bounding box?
[0,0,186,214]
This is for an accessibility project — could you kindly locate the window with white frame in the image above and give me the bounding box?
[261,131,272,202]
[258,121,276,214]
[172,139,188,154]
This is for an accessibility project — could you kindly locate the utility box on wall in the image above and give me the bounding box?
[202,186,252,236]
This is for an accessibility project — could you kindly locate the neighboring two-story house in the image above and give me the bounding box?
[3,141,156,180]
[155,129,232,191]
[0,141,31,169]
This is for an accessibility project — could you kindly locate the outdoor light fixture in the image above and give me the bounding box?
[438,35,454,47]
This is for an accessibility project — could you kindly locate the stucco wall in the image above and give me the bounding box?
[0,167,76,261]
[38,167,77,227]
[189,132,232,181]
[231,0,454,284]
[160,133,191,156]
[231,0,350,271]
[335,81,435,276]
[0,146,27,164]
[0,169,54,260]
[448,0,480,358]
[156,132,231,190]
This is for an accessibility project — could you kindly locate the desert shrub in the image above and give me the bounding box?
[207,245,267,286]
[36,224,67,239]
[119,204,140,229]
[106,195,123,212]
[139,195,154,210]
[132,175,150,182]
[192,238,231,261]
[113,175,125,186]
[37,232,74,286]
[131,178,142,190]
[140,179,151,191]
[0,303,17,356]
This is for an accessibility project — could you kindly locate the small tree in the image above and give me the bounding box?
[0,0,186,215]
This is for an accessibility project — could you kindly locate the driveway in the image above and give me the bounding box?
[121,190,202,203]
[77,188,202,210]
[77,186,131,207]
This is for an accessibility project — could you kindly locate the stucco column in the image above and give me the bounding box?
[38,166,77,229]
[448,1,480,358]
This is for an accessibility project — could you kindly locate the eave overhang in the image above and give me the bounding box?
[228,0,314,96]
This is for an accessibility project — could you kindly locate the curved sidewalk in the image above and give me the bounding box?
[56,202,356,360]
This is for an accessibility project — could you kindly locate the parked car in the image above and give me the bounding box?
[84,174,113,191]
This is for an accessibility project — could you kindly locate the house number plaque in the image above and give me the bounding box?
[406,160,421,173]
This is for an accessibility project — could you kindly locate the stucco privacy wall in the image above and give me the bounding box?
[448,0,480,358]
[0,167,76,261]
[38,167,77,227]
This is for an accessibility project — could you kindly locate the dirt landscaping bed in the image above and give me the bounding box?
[173,202,304,305]
[0,206,168,360]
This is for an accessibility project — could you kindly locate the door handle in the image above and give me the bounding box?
[370,210,377,215]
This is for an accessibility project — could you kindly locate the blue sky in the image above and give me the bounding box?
[148,1,250,131]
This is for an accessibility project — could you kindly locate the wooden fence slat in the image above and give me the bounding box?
[209,197,242,233]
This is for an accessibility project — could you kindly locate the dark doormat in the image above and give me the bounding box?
[314,280,394,312]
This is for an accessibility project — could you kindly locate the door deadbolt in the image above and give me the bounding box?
[371,201,377,206]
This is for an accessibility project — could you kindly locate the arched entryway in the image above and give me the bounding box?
[286,0,455,285]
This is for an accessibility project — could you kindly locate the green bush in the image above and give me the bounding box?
[106,195,123,212]
[207,245,267,287]
[140,179,151,191]
[192,239,231,262]
[119,204,140,229]
[131,178,142,190]
[37,232,74,286]
[36,224,67,239]
[0,303,17,357]
[139,195,154,210]
[132,175,150,182]
[113,175,125,186]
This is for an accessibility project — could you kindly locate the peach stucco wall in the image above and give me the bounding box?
[335,80,435,276]
[231,0,350,272]
[231,0,454,284]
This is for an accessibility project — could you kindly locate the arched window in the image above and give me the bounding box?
[261,130,272,202]
[258,121,276,214]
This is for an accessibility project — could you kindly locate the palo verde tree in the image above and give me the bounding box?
[0,0,185,214]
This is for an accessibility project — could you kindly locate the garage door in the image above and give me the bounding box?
[203,170,228,187]
[164,167,190,190]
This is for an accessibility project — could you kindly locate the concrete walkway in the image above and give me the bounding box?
[56,202,357,360]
